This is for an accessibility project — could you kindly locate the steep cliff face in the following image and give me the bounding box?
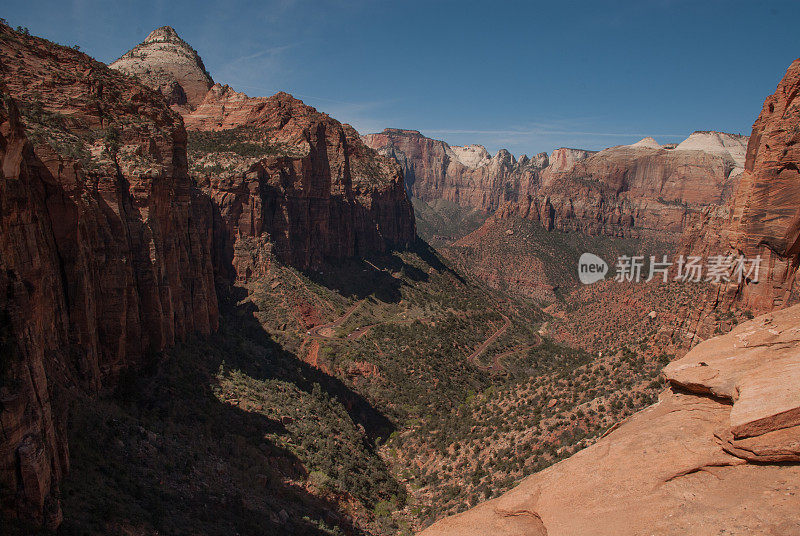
[684,59,800,313]
[0,25,218,526]
[112,31,416,277]
[363,128,547,213]
[539,146,597,186]
[421,304,800,536]
[365,128,745,241]
[504,136,745,239]
[185,86,415,275]
[109,26,214,110]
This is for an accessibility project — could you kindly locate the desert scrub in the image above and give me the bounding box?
[187,126,284,158]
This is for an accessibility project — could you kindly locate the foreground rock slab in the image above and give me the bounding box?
[421,306,800,536]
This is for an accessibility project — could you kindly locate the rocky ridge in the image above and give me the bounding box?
[0,23,415,529]
[185,86,415,274]
[504,133,745,239]
[684,59,800,314]
[365,128,747,241]
[112,34,416,275]
[363,128,548,213]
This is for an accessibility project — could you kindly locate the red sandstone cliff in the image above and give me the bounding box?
[683,58,800,313]
[0,25,218,526]
[363,128,547,213]
[505,135,746,239]
[1,24,419,527]
[365,128,746,241]
[185,86,415,276]
[112,32,416,277]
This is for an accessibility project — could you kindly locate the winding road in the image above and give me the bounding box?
[466,314,543,374]
[307,300,365,340]
[466,314,510,363]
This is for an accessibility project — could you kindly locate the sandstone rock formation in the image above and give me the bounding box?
[421,305,800,536]
[185,85,415,275]
[0,24,218,526]
[365,128,746,241]
[538,146,597,186]
[110,26,214,110]
[674,130,748,168]
[113,33,416,276]
[683,59,800,313]
[0,23,417,530]
[505,134,746,239]
[363,128,548,213]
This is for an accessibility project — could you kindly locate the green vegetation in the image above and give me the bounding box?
[16,96,100,170]
[187,127,285,159]
[444,216,672,301]
[411,198,488,247]
[60,310,401,535]
[57,234,683,534]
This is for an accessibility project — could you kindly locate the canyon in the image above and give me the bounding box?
[422,303,800,536]
[416,57,800,535]
[0,19,798,536]
[0,23,413,529]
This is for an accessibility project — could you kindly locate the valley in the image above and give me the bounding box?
[0,15,799,536]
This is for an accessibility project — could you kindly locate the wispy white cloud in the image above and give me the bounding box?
[214,43,300,91]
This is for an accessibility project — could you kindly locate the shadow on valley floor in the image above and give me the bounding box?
[45,283,405,536]
[223,285,395,442]
[302,239,463,302]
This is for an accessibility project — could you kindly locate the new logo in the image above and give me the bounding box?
[578,253,608,284]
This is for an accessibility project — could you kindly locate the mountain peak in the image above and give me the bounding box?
[675,130,748,167]
[629,136,661,149]
[110,26,213,109]
[144,25,182,43]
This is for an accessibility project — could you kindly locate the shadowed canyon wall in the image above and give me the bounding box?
[0,23,415,528]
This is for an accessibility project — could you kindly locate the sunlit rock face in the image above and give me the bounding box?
[683,59,800,313]
[110,25,214,110]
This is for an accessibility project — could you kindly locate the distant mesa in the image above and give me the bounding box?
[674,130,748,168]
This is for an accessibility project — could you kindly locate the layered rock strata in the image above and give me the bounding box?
[0,24,218,526]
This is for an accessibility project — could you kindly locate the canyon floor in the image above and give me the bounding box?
[43,212,753,536]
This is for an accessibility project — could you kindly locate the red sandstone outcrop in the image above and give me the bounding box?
[363,128,548,213]
[420,305,800,535]
[0,24,218,526]
[1,23,416,529]
[109,26,213,110]
[504,135,745,239]
[113,32,416,276]
[366,128,745,240]
[539,146,597,186]
[683,59,800,314]
[187,87,415,275]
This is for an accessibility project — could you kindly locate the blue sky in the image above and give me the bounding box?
[4,0,799,156]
